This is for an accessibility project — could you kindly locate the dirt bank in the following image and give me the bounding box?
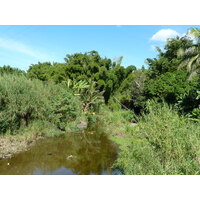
[0,134,43,159]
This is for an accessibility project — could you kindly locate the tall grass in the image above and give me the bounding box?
[0,74,81,134]
[90,105,135,137]
[115,102,200,174]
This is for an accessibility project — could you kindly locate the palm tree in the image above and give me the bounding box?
[81,79,104,112]
[178,28,200,80]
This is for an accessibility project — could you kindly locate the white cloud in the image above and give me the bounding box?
[150,29,180,42]
[0,37,49,60]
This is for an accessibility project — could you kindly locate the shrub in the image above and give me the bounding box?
[115,101,200,174]
[144,71,198,104]
[0,74,81,134]
[190,108,200,120]
[48,88,81,130]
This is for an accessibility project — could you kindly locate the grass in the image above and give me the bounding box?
[92,105,135,138]
[89,106,136,162]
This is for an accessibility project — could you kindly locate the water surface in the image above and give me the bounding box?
[0,132,119,175]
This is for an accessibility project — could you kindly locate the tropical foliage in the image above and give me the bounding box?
[178,28,200,80]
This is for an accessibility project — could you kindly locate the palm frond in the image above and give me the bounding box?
[177,48,185,58]
[178,28,200,80]
[187,54,199,73]
[178,58,190,70]
[185,46,198,56]
[188,70,198,81]
[196,55,200,66]
[189,28,200,40]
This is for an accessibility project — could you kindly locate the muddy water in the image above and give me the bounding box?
[0,132,120,175]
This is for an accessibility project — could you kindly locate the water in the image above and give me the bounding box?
[0,132,120,175]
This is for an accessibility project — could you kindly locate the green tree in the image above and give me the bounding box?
[144,71,198,104]
[27,51,133,104]
[108,69,146,113]
[27,62,53,81]
[0,65,25,75]
[146,37,193,78]
[178,28,200,80]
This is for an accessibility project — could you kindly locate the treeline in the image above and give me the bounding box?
[0,29,200,124]
[1,28,200,119]
[27,51,136,104]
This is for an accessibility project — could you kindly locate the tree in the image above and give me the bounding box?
[27,51,133,104]
[0,65,25,75]
[146,37,193,78]
[27,62,53,81]
[178,28,200,80]
[144,71,198,104]
[108,69,146,113]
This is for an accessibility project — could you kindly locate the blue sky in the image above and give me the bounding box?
[0,25,199,71]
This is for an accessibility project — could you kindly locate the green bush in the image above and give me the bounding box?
[0,74,81,134]
[115,101,200,174]
[0,65,25,75]
[144,71,198,104]
[190,108,200,119]
[48,88,81,130]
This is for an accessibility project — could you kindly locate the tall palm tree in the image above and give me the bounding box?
[178,28,200,80]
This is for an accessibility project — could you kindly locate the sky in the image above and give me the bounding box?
[0,25,199,71]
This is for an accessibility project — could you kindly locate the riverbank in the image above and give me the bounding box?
[90,107,134,152]
[0,134,41,159]
[0,116,88,160]
[0,120,63,159]
[0,108,129,161]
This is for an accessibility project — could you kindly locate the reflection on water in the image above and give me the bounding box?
[0,132,119,175]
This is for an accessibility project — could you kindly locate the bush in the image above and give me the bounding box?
[189,108,200,120]
[144,71,199,104]
[0,74,81,134]
[48,88,81,130]
[115,101,200,174]
[0,65,25,75]
[175,89,200,117]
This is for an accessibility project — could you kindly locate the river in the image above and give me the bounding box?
[0,132,120,175]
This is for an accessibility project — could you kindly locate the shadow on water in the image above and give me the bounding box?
[0,132,120,175]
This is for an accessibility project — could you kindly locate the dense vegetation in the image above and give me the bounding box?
[1,28,200,174]
[115,102,200,175]
[0,74,81,134]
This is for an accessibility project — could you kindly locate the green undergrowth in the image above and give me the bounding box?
[109,136,131,150]
[114,102,200,175]
[91,105,136,137]
[0,74,82,135]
